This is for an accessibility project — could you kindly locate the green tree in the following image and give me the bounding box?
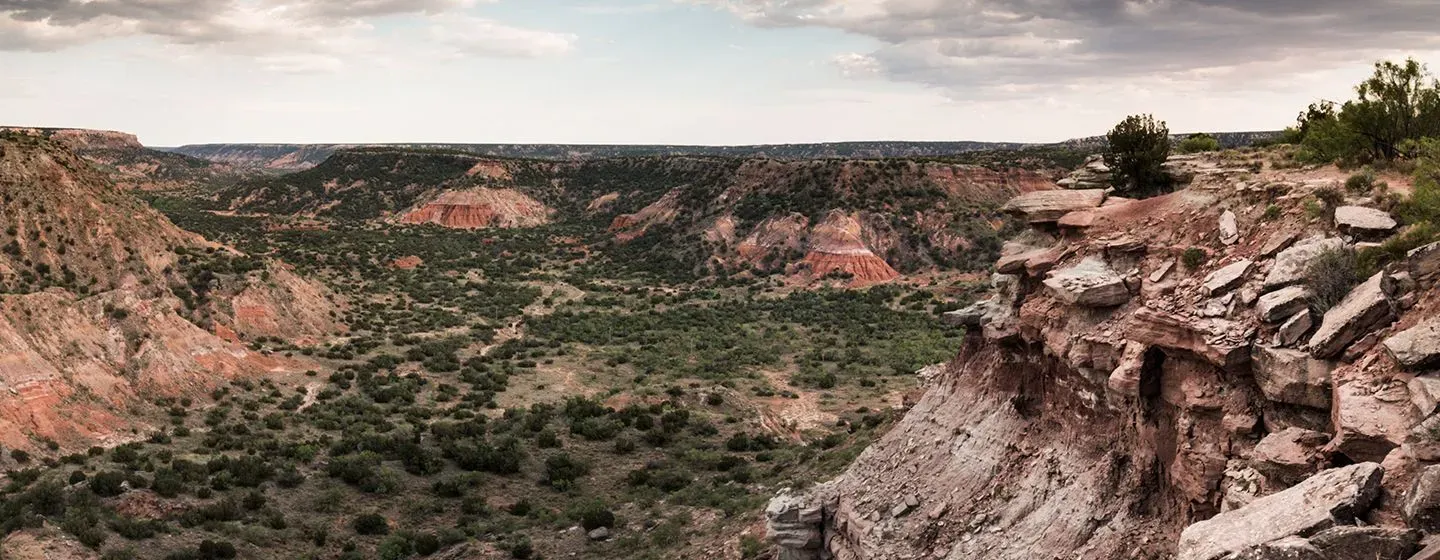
[1177,133,1220,154]
[1104,114,1173,197]
[1341,58,1440,160]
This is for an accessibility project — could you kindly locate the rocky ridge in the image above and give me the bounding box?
[768,152,1440,559]
[0,132,342,451]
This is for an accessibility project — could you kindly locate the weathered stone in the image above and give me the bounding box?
[1408,241,1440,281]
[1001,189,1106,223]
[1252,427,1329,486]
[995,252,1034,275]
[1404,413,1440,462]
[1204,260,1253,296]
[1309,273,1397,359]
[1275,311,1314,348]
[1175,463,1385,560]
[587,527,611,541]
[1264,237,1347,290]
[1151,260,1176,283]
[1057,210,1097,229]
[1383,317,1440,370]
[1127,307,1254,369]
[1260,230,1300,259]
[1334,206,1398,236]
[1412,377,1440,416]
[1107,342,1146,400]
[1307,525,1419,560]
[1406,465,1440,533]
[941,302,991,327]
[1256,286,1311,323]
[1230,537,1325,560]
[1043,256,1131,308]
[1024,247,1066,276]
[1252,346,1333,409]
[766,489,827,559]
[1220,210,1241,245]
[1333,380,1422,463]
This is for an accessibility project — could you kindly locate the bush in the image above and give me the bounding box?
[353,512,390,536]
[574,500,616,531]
[1177,133,1221,154]
[543,453,590,489]
[1104,114,1173,198]
[1181,248,1207,270]
[1346,168,1378,193]
[1305,248,1360,314]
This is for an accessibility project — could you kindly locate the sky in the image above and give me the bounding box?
[3,0,1440,147]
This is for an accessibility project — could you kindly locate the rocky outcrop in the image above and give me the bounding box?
[1001,189,1106,223]
[1251,428,1329,486]
[1383,317,1440,370]
[398,188,552,229]
[1264,237,1347,290]
[1042,256,1130,307]
[765,488,831,560]
[1334,206,1397,237]
[1252,347,1333,409]
[1175,463,1384,560]
[1332,379,1421,462]
[1257,287,1311,323]
[801,211,900,285]
[1203,259,1252,296]
[1309,273,1397,359]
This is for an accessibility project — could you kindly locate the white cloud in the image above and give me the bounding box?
[430,14,578,58]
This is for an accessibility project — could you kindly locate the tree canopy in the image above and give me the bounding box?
[1104,114,1173,198]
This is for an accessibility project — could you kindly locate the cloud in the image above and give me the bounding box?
[694,0,1440,98]
[430,14,578,58]
[0,0,574,67]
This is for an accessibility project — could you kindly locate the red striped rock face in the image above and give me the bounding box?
[399,189,552,229]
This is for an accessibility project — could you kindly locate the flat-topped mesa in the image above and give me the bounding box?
[0,127,143,151]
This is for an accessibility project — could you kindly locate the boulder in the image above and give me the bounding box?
[1307,526,1419,560]
[1042,256,1131,308]
[1256,287,1311,323]
[1204,260,1253,296]
[1407,465,1440,533]
[1220,210,1241,245]
[1383,317,1440,370]
[1175,463,1384,560]
[1275,311,1314,348]
[587,527,611,541]
[1251,427,1329,486]
[1333,379,1422,463]
[1263,402,1332,434]
[1334,206,1398,236]
[1264,237,1347,291]
[766,489,827,559]
[1252,346,1334,409]
[1001,189,1106,223]
[1408,241,1440,281]
[941,301,991,327]
[1309,273,1397,359]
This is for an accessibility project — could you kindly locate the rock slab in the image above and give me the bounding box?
[1334,206,1397,235]
[1264,237,1347,291]
[1252,346,1333,409]
[1204,260,1253,296]
[1175,463,1384,560]
[1309,272,1396,359]
[1257,286,1311,323]
[1001,189,1106,223]
[1043,256,1131,308]
[1382,317,1440,370]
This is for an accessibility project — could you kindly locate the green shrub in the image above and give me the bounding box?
[353,512,390,535]
[1305,248,1360,314]
[1178,133,1221,154]
[1346,168,1378,193]
[1104,114,1174,198]
[1181,248,1207,270]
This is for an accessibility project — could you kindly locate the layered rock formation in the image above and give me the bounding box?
[0,132,341,451]
[768,153,1440,559]
[398,188,553,229]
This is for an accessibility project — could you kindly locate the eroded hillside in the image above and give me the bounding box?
[0,132,341,452]
[205,148,1061,286]
[768,150,1440,559]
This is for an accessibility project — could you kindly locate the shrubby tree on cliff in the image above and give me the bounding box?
[1294,58,1440,163]
[1104,114,1173,198]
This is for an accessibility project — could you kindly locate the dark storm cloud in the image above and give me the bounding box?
[703,0,1440,94]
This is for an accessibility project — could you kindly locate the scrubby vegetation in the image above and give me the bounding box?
[1105,114,1174,198]
[1,190,970,559]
